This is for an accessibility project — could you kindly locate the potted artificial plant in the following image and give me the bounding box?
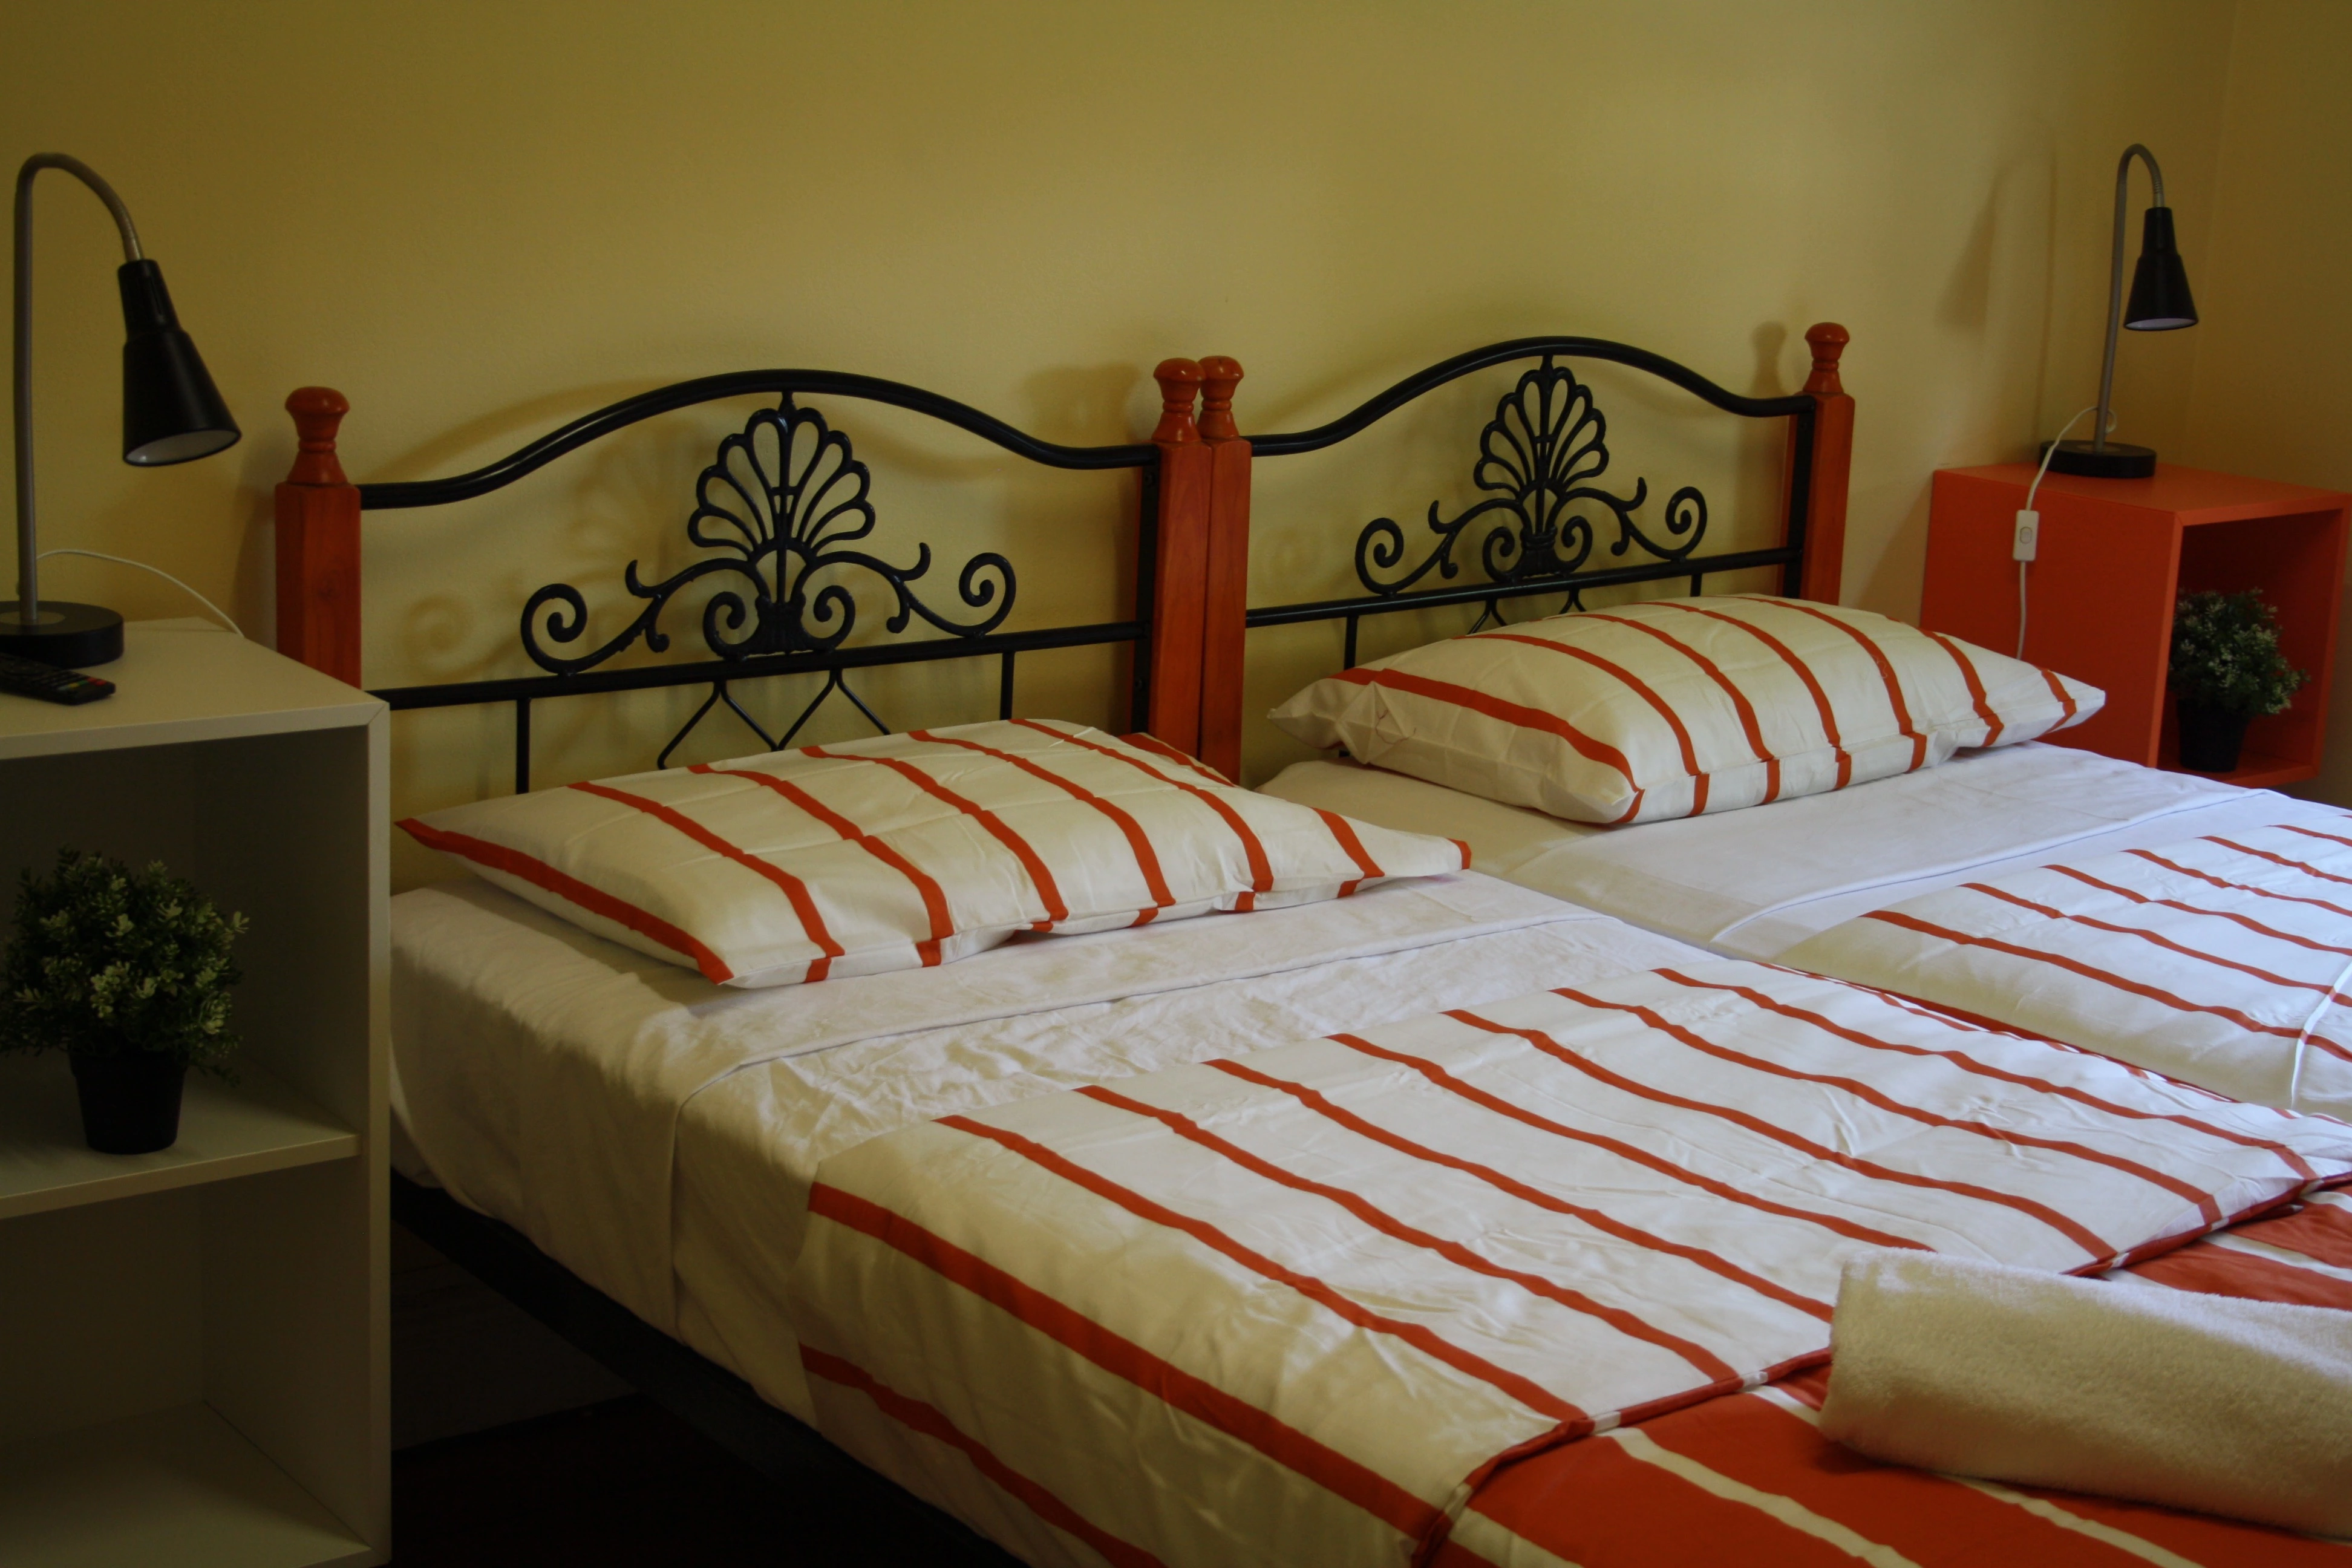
[2168,589,2308,774]
[0,850,246,1154]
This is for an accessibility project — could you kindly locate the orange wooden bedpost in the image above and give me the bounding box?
[1195,355,1251,784]
[275,387,364,687]
[1790,322,1853,604]
[1143,359,1210,759]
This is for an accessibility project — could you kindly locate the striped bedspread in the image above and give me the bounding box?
[785,961,2352,1567]
[1443,1189,2352,1567]
[1783,820,2352,1119]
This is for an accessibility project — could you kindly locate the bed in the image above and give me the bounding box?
[271,333,2352,1564]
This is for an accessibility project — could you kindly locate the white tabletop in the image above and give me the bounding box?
[0,619,382,761]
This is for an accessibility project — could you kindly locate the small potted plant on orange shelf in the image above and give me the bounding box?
[2168,589,2308,774]
[0,850,246,1154]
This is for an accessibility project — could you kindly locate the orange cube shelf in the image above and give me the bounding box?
[1922,463,2350,789]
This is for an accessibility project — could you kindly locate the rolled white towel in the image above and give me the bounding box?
[1818,1250,2352,1538]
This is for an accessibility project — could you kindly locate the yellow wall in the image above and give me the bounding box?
[2181,0,2352,803]
[4,1,2255,877]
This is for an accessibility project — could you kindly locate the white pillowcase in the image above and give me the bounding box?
[1269,595,2102,825]
[402,719,1471,987]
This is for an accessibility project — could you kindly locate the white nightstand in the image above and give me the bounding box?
[0,620,388,1566]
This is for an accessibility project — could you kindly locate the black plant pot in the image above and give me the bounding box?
[2176,701,2251,774]
[70,1052,187,1154]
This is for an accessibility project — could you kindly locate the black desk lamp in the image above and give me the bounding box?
[2043,143,2198,480]
[4,154,240,667]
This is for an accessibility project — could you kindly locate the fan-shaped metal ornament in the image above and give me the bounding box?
[1354,356,1707,612]
[521,396,1015,676]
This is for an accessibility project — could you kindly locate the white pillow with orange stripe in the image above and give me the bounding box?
[1268,594,2101,825]
[400,719,1471,988]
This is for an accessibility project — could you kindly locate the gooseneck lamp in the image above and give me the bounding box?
[5,154,240,667]
[2043,143,2198,480]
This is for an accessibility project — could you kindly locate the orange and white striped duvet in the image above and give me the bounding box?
[1443,1189,2352,1567]
[1267,594,2100,825]
[401,719,1468,988]
[785,962,2352,1567]
[1783,820,2352,1120]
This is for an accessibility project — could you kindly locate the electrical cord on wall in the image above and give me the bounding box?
[2014,406,2111,658]
[37,548,244,639]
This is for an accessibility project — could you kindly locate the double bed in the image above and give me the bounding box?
[273,324,2352,1564]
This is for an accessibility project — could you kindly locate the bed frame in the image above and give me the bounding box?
[286,323,1850,1563]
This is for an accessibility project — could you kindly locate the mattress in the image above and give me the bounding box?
[1261,743,2348,956]
[391,869,1710,1424]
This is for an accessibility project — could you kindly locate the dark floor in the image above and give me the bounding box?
[393,1395,874,1566]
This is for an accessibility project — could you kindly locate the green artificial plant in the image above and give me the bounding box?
[0,849,246,1074]
[2169,589,2307,718]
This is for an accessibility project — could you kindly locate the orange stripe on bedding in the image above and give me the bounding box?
[806,1182,1439,1545]
[1865,907,2334,1054]
[1745,972,2322,1181]
[2040,665,2080,723]
[1312,807,1383,897]
[1114,728,1232,784]
[1636,1393,2162,1568]
[2235,1197,2352,1269]
[2050,863,2352,959]
[2210,835,2352,890]
[1207,1057,1829,1322]
[1078,1083,1742,1383]
[695,763,955,966]
[2128,1236,2352,1310]
[1650,970,2226,1224]
[935,1112,1592,1435]
[1328,1033,1924,1252]
[1018,720,1275,895]
[1328,665,1646,823]
[1653,601,1855,788]
[1585,612,1782,803]
[1968,880,2351,1005]
[805,745,1070,929]
[1486,632,1710,813]
[1462,1431,1864,1568]
[570,780,843,982]
[1486,1001,2116,1258]
[2006,1480,2352,1567]
[1920,628,2004,745]
[397,817,734,982]
[2129,846,2352,921]
[1757,598,1930,772]
[913,728,1175,927]
[798,1344,1168,1568]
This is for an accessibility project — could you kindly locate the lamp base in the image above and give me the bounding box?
[0,601,125,667]
[2041,439,2157,479]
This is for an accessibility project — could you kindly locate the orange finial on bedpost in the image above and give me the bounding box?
[1195,355,1251,784]
[275,387,364,687]
[1151,357,1204,445]
[1144,359,1211,759]
[1788,322,1854,604]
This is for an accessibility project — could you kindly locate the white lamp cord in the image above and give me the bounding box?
[37,547,243,639]
[2016,406,2112,658]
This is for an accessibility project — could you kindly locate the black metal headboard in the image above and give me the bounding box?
[358,371,1169,792]
[1238,335,1837,667]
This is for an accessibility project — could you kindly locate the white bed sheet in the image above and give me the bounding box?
[392,871,1709,1423]
[1261,744,2348,958]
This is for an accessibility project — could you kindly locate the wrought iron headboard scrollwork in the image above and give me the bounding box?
[345,369,1173,793]
[1240,327,1851,669]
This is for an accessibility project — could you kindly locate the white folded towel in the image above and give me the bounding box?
[1818,1250,2352,1538]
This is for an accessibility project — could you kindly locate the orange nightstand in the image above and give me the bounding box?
[1921,463,2351,788]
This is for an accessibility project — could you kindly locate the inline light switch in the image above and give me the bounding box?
[2012,509,2040,562]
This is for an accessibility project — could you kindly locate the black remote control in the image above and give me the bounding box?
[0,648,114,705]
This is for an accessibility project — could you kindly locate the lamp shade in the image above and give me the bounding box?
[2125,205,2198,331]
[116,258,239,465]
